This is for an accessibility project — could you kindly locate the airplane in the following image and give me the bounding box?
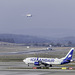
[26,14,32,17]
[46,45,52,50]
[23,48,74,67]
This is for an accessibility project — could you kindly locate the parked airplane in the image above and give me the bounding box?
[23,48,74,67]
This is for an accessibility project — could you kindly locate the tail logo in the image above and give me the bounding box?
[68,55,71,58]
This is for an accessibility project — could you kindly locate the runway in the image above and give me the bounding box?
[0,69,75,75]
[0,49,53,55]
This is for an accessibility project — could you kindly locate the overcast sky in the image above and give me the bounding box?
[0,0,75,38]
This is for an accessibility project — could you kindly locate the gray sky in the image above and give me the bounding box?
[0,0,75,38]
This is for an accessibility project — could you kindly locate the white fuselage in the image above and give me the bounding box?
[23,57,63,65]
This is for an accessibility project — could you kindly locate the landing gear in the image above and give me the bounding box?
[45,64,52,67]
[50,64,52,67]
[28,63,29,66]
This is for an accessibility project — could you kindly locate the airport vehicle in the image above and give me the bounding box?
[23,48,74,67]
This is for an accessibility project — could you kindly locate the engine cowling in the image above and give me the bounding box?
[34,62,40,66]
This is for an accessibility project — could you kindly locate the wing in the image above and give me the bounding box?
[34,60,49,67]
[38,61,49,66]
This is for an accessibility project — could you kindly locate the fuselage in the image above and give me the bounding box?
[23,57,63,65]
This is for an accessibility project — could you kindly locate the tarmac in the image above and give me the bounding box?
[0,62,75,75]
[0,69,75,75]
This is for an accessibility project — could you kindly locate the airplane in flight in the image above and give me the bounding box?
[23,48,74,67]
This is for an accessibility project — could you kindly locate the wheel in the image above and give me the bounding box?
[28,63,29,66]
[50,64,52,67]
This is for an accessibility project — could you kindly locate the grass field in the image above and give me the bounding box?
[0,46,75,62]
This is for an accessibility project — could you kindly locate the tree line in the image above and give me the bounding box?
[0,38,15,43]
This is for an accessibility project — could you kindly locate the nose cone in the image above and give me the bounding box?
[23,59,28,64]
[23,59,26,62]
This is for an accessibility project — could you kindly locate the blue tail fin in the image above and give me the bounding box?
[61,48,74,64]
[64,48,74,60]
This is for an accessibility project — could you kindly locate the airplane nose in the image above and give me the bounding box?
[23,59,28,64]
[23,59,26,62]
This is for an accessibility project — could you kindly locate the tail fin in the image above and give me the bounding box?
[61,48,74,64]
[64,48,74,60]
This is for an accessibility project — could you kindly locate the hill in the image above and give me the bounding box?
[0,34,51,44]
[0,34,75,47]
